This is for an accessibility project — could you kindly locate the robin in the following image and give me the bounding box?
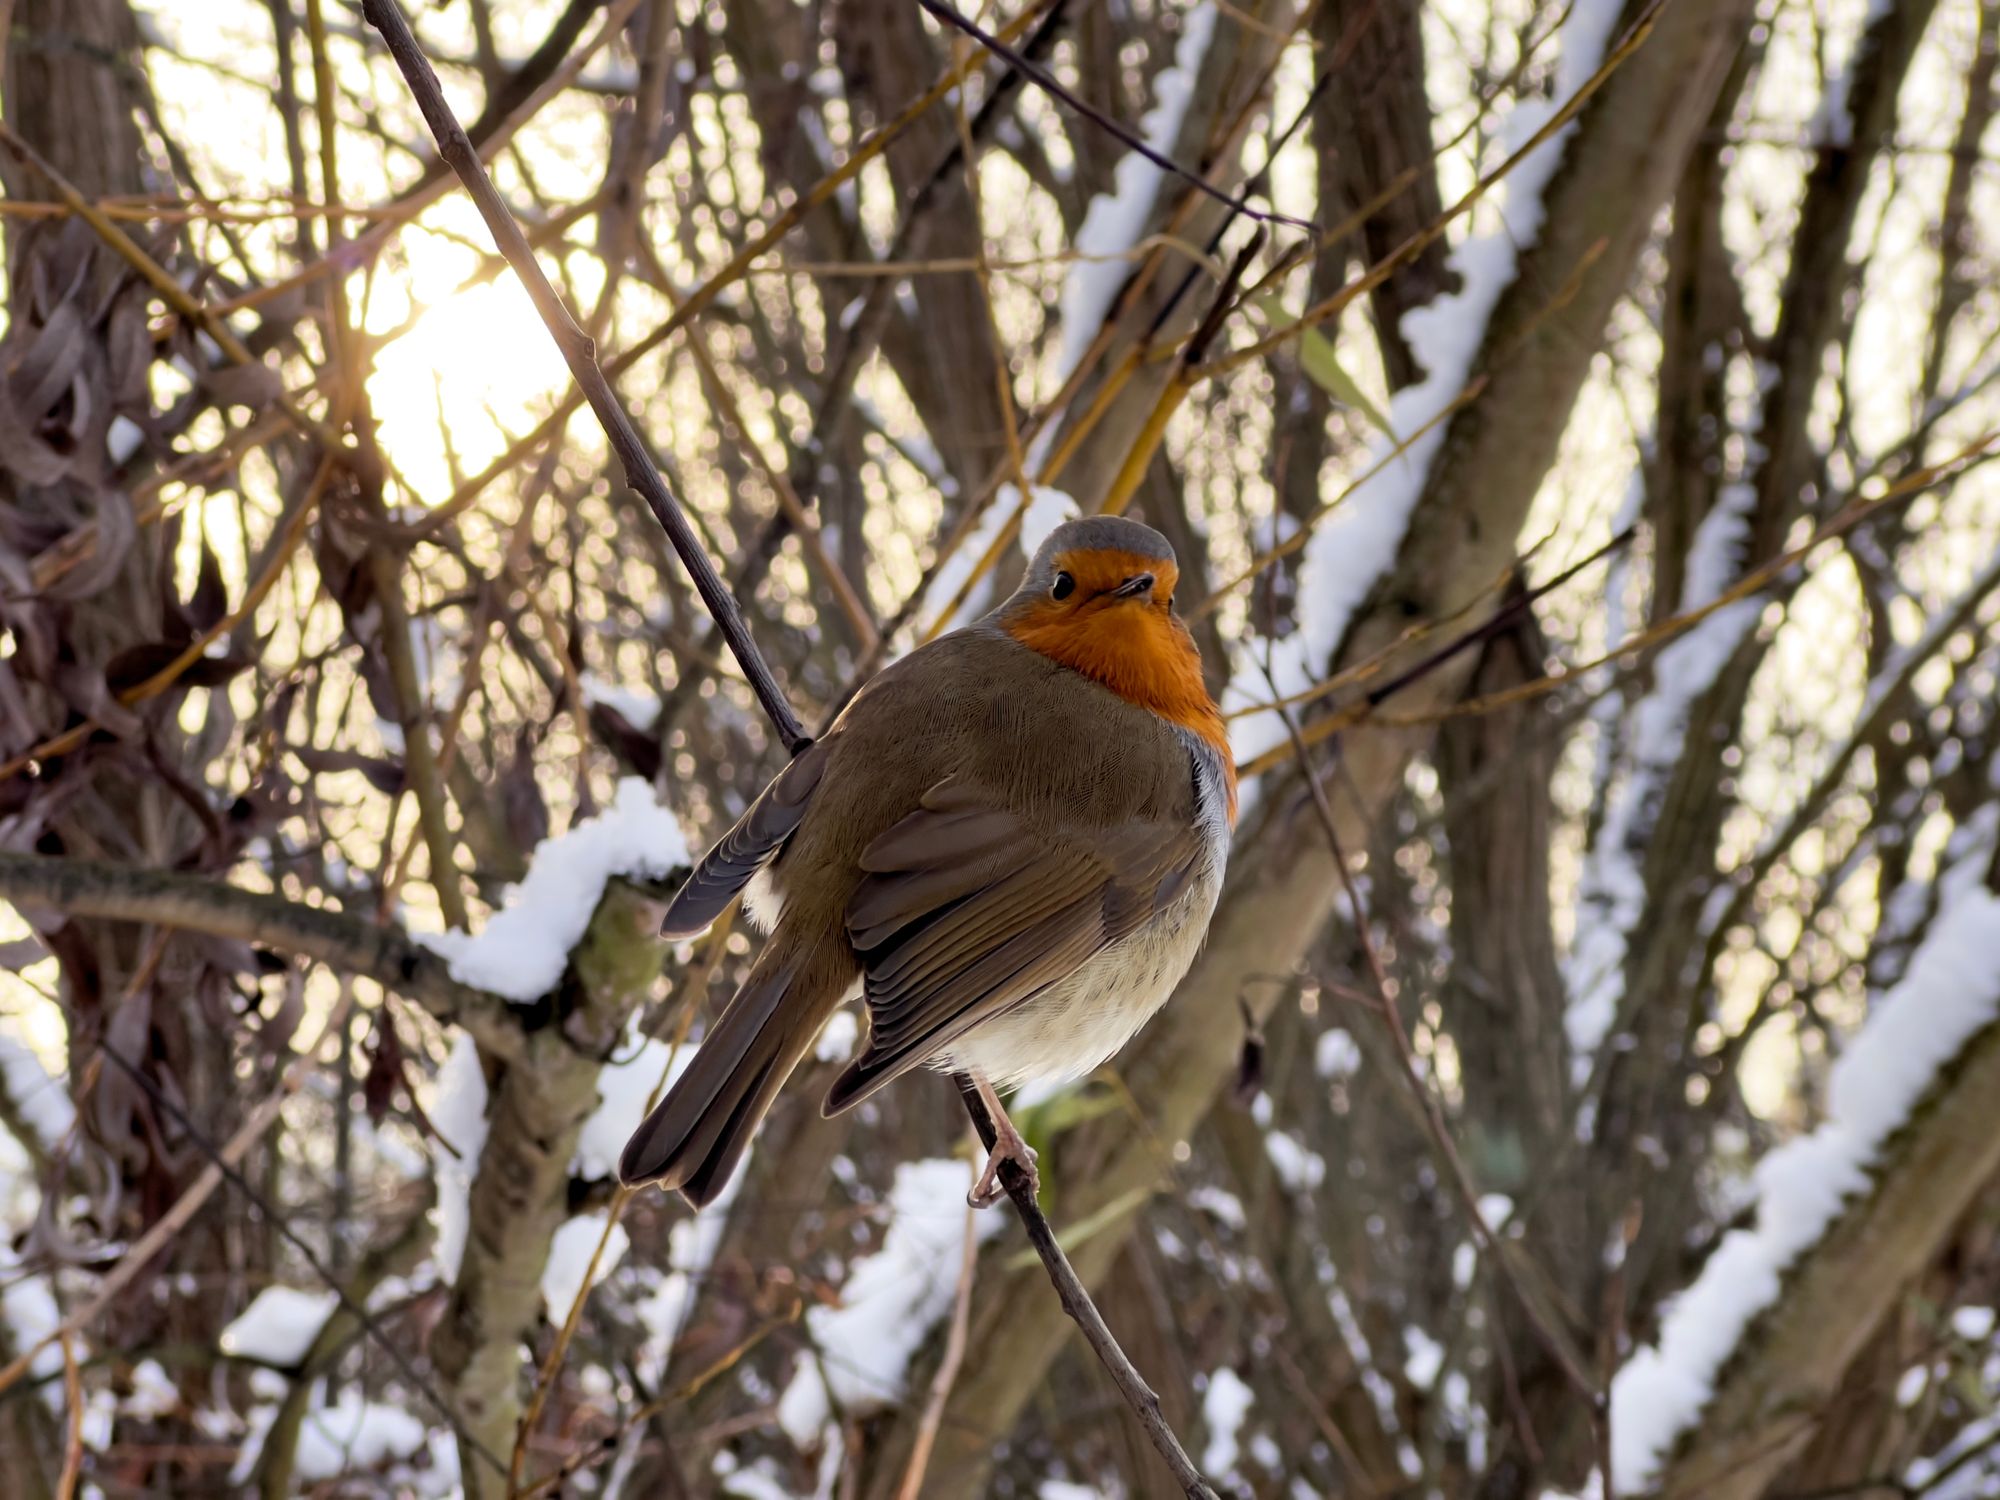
[619,516,1236,1208]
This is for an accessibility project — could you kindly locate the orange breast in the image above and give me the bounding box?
[1006,606,1239,824]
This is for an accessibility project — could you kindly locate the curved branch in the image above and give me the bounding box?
[0,853,529,1060]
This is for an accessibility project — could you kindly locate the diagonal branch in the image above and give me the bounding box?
[0,853,530,1061]
[359,0,1220,1489]
[914,0,1315,234]
[958,1077,1219,1498]
[362,0,808,752]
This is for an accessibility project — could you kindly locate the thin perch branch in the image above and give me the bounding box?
[359,1,1220,1485]
[956,1075,1219,1498]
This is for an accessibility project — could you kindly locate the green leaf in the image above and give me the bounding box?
[1012,1082,1121,1161]
[1002,1185,1156,1270]
[1255,293,1397,441]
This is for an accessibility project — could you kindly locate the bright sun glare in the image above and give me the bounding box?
[364,225,574,505]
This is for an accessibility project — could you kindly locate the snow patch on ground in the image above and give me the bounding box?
[418,777,689,1003]
[775,1158,1000,1447]
[220,1286,338,1366]
[1609,811,2000,1490]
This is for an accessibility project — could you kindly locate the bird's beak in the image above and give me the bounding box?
[1112,573,1156,600]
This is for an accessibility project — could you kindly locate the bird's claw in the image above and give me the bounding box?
[969,1134,1038,1208]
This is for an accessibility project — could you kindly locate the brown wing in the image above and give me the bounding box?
[822,777,1202,1113]
[657,740,829,939]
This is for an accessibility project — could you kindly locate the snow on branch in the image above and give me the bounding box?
[417,777,690,1002]
[1609,804,2000,1490]
[1226,0,1629,776]
[1053,1,1219,385]
[1564,476,1764,1063]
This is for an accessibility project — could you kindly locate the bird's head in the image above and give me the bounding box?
[1007,515,1182,623]
[998,516,1234,815]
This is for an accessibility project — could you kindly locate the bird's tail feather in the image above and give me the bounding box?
[618,947,823,1207]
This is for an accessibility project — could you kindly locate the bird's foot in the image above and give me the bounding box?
[969,1124,1038,1208]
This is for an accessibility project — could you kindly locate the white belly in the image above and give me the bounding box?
[935,854,1225,1090]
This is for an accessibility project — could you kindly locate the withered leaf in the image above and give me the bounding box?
[363,1013,406,1127]
[103,641,252,695]
[200,360,281,412]
[186,532,227,634]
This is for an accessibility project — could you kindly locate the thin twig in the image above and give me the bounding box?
[895,1196,979,1500]
[363,0,808,750]
[955,1075,1219,1499]
[362,2,1223,1486]
[914,0,1317,234]
[56,1334,83,1500]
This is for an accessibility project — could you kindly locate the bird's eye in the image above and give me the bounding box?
[1051,571,1076,601]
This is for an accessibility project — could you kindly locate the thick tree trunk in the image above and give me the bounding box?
[0,0,239,1485]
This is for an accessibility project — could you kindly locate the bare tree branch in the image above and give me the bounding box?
[0,853,532,1061]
